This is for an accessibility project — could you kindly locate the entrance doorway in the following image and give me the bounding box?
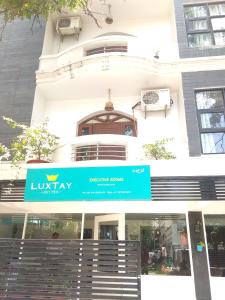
[90,214,125,240]
[99,224,118,240]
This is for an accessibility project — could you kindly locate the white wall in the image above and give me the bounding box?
[210,277,225,300]
[35,90,188,160]
[141,275,196,300]
[42,12,178,61]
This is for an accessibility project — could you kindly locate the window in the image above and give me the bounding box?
[195,89,225,154]
[184,2,225,47]
[0,214,25,238]
[81,127,90,135]
[125,214,191,276]
[205,215,225,277]
[86,45,128,56]
[25,214,82,239]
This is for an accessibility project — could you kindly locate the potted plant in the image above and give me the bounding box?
[196,241,205,252]
[3,117,58,165]
[0,143,10,161]
[143,138,176,160]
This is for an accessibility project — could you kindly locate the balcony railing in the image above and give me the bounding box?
[73,144,127,161]
[52,135,140,163]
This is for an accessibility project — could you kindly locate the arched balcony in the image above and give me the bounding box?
[53,111,140,162]
[75,111,137,161]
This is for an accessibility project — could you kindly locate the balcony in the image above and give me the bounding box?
[37,34,225,101]
[53,134,142,163]
[38,35,132,75]
[36,35,182,101]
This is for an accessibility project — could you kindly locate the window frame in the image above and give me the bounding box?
[184,2,225,48]
[195,88,225,154]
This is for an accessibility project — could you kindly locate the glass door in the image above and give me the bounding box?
[93,214,125,240]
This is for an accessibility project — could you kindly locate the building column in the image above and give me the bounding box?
[188,211,211,300]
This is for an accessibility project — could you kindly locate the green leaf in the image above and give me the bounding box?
[0,0,87,22]
[3,116,58,165]
[143,138,176,160]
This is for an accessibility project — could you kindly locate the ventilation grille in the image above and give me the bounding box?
[142,91,159,104]
[58,18,71,28]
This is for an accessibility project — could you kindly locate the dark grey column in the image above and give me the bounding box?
[188,211,211,300]
[0,18,45,147]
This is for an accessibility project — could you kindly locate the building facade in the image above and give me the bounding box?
[0,1,225,299]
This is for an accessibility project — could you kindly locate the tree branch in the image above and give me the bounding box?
[82,3,101,28]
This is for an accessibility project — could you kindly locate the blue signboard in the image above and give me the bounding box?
[24,165,151,202]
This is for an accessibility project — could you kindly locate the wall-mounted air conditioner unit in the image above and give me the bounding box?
[141,89,170,111]
[56,16,82,38]
[140,89,171,118]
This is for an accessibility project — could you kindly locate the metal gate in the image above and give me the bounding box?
[0,239,141,300]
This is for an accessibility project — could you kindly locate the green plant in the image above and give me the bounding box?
[3,117,58,165]
[143,138,176,160]
[197,241,205,247]
[0,143,10,161]
[0,0,87,22]
[0,0,100,38]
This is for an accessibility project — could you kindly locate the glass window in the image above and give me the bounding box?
[188,20,208,31]
[211,17,225,30]
[214,31,225,45]
[126,214,191,276]
[123,125,133,136]
[185,3,225,47]
[205,215,225,277]
[196,91,224,109]
[209,3,225,16]
[0,214,24,238]
[196,89,225,154]
[200,113,225,129]
[188,33,212,47]
[81,127,89,135]
[25,214,82,239]
[201,132,225,153]
[185,5,207,18]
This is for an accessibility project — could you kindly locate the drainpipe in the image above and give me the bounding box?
[132,101,141,136]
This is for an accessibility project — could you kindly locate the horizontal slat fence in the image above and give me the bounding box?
[1,176,225,202]
[152,176,225,201]
[0,181,25,202]
[208,249,225,271]
[0,239,141,300]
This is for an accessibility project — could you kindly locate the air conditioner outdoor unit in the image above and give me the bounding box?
[141,89,170,111]
[56,16,82,36]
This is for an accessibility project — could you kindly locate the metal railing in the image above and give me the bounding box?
[72,144,127,161]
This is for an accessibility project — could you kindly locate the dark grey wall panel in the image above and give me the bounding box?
[188,212,211,300]
[2,176,225,202]
[0,19,45,147]
[174,0,225,58]
[182,70,225,156]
